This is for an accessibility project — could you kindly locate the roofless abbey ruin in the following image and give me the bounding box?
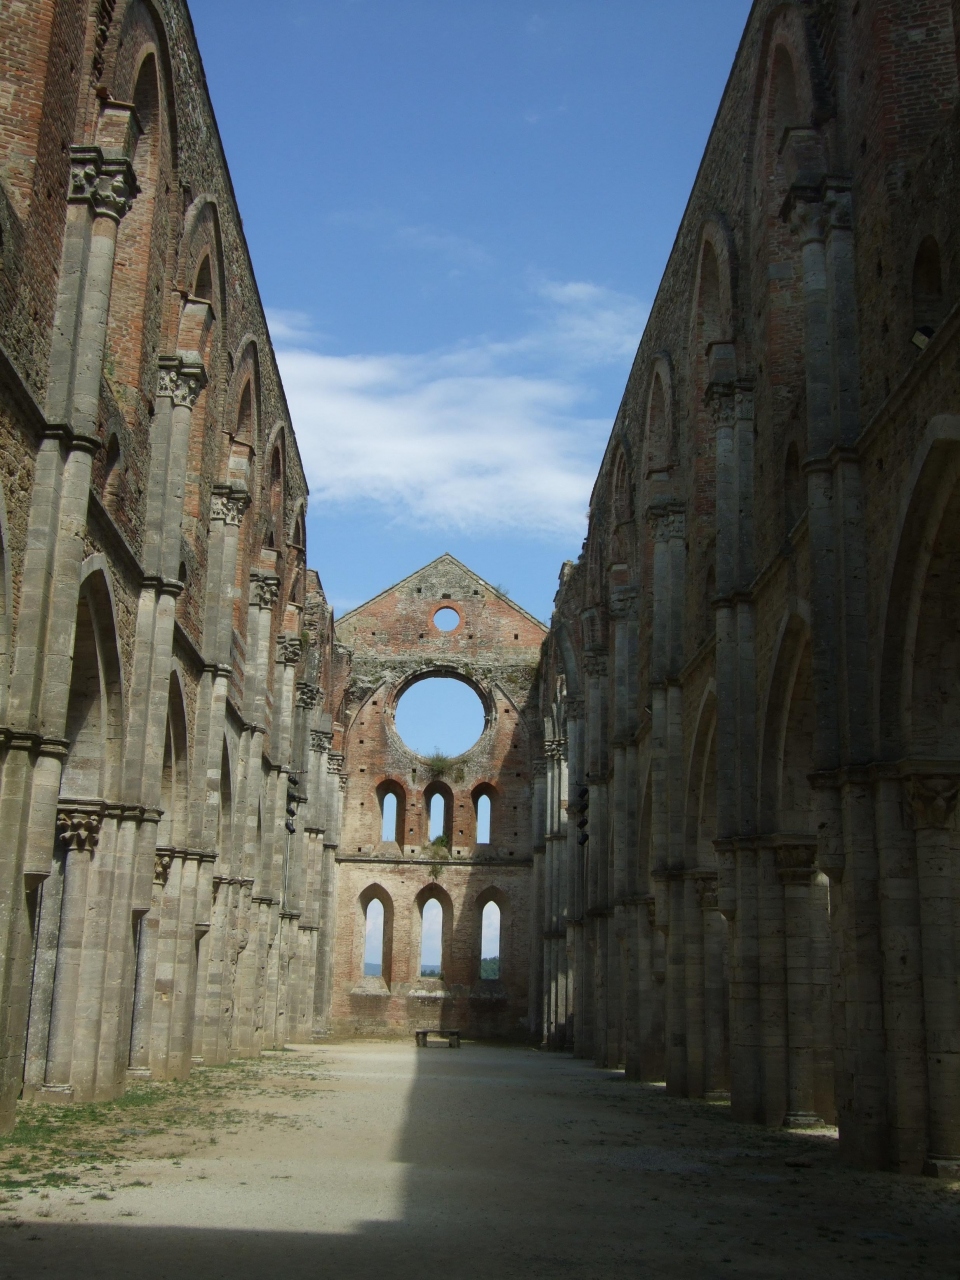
[1,1,960,1179]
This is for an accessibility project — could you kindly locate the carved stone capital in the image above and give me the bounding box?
[532,757,547,778]
[210,486,250,527]
[276,634,303,666]
[154,852,173,887]
[57,807,102,854]
[565,697,585,720]
[775,842,818,882]
[788,197,827,247]
[824,185,853,233]
[695,873,718,911]
[296,682,321,709]
[69,146,139,222]
[583,653,608,680]
[904,774,960,831]
[608,587,640,621]
[157,356,207,409]
[251,574,281,610]
[328,752,345,775]
[310,729,334,752]
[706,382,736,431]
[544,738,568,762]
[648,506,685,543]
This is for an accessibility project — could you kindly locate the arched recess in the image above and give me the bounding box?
[877,419,960,757]
[217,738,234,870]
[157,671,188,849]
[758,610,814,836]
[472,783,496,845]
[644,357,675,477]
[476,886,508,981]
[750,27,818,567]
[376,779,406,847]
[758,607,833,1125]
[688,224,735,649]
[685,688,718,870]
[611,443,633,524]
[358,884,394,987]
[423,780,454,848]
[878,428,960,1158]
[912,235,946,336]
[101,9,176,418]
[61,565,124,801]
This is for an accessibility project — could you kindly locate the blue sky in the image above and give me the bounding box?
[189,0,752,622]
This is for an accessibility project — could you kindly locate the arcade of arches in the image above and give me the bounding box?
[1,0,960,1187]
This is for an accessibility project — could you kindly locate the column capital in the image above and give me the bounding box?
[903,771,960,830]
[583,652,608,679]
[157,354,207,408]
[647,504,685,542]
[310,729,334,752]
[608,586,641,620]
[296,681,321,709]
[68,146,139,222]
[210,485,250,527]
[251,573,281,610]
[56,804,103,854]
[276,634,304,665]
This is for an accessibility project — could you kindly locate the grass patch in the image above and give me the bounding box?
[0,1051,331,1193]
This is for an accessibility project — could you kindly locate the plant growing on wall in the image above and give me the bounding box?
[427,751,451,778]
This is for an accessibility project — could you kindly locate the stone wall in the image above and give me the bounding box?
[0,0,338,1132]
[325,555,545,1041]
[538,0,960,1177]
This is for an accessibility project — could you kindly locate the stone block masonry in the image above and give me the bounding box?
[536,0,960,1177]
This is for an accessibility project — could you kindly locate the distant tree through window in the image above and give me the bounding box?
[481,900,501,979]
[364,898,384,977]
[420,898,443,976]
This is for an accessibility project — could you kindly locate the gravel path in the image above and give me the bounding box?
[1,1042,958,1278]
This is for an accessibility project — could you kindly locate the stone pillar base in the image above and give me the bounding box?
[922,1155,960,1179]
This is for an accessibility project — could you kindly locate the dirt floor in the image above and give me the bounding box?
[1,1041,958,1278]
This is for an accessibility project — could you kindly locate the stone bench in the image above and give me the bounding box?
[415,1029,461,1049]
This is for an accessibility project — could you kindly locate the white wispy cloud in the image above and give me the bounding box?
[268,280,645,537]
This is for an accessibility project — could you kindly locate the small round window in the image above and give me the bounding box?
[433,607,460,632]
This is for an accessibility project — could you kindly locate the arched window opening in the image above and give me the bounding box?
[785,441,803,532]
[237,381,253,440]
[292,513,305,549]
[194,254,213,302]
[772,46,799,144]
[420,898,443,977]
[912,236,945,340]
[103,435,121,508]
[480,900,501,979]
[61,594,104,799]
[363,898,384,977]
[475,793,492,844]
[646,371,669,474]
[381,791,398,842]
[105,53,162,406]
[613,450,632,522]
[698,242,722,355]
[218,740,233,866]
[429,792,447,845]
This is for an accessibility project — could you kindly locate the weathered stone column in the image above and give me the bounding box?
[697,874,729,1097]
[873,771,927,1171]
[903,772,960,1176]
[0,130,138,1127]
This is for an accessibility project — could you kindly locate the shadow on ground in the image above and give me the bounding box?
[2,1043,959,1280]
